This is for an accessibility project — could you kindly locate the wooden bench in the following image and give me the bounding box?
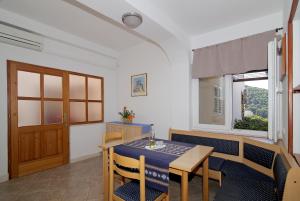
[169,129,300,201]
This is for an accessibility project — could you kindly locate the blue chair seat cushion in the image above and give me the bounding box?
[214,178,278,201]
[208,156,225,171]
[221,160,274,183]
[115,181,164,201]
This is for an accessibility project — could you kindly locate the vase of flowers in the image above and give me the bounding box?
[118,107,135,124]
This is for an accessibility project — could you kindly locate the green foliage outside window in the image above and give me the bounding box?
[234,115,268,131]
[244,86,268,118]
[234,85,268,131]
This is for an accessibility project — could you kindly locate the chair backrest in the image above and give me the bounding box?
[103,132,124,144]
[109,147,146,201]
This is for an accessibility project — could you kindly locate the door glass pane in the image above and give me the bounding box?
[18,71,40,97]
[44,75,62,98]
[44,101,63,124]
[199,76,225,125]
[70,102,86,123]
[88,102,102,121]
[18,100,41,127]
[70,74,85,99]
[88,77,102,100]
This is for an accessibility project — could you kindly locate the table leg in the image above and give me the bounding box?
[181,171,189,201]
[202,157,209,201]
[103,148,109,201]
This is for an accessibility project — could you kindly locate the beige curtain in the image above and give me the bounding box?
[192,30,275,78]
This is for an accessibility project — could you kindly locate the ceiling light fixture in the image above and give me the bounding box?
[122,12,143,29]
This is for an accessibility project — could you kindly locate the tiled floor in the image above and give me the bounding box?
[0,156,219,201]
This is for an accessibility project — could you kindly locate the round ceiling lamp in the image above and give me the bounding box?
[122,12,143,29]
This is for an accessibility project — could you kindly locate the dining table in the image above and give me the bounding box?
[100,136,213,201]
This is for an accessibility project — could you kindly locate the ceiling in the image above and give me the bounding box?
[0,0,284,52]
[149,0,283,36]
[0,0,144,51]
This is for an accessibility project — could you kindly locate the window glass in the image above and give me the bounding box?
[70,102,86,123]
[18,100,41,127]
[232,71,268,131]
[44,101,63,124]
[88,102,102,121]
[18,71,40,97]
[44,75,62,98]
[69,73,103,124]
[69,74,85,99]
[199,76,225,125]
[88,77,102,100]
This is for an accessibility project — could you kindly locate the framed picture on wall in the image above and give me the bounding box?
[131,73,147,97]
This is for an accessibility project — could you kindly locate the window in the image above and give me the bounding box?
[69,73,103,124]
[198,76,225,125]
[232,71,268,131]
[192,71,269,137]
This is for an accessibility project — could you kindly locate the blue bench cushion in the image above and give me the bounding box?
[209,156,225,171]
[214,177,278,201]
[171,133,239,155]
[221,160,274,183]
[273,155,288,201]
[115,181,164,201]
[244,143,275,169]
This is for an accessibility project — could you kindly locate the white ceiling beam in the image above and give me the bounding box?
[75,0,190,50]
[124,0,191,50]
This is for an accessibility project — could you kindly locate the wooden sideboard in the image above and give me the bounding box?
[106,122,151,140]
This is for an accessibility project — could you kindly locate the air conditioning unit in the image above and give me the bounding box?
[0,23,43,51]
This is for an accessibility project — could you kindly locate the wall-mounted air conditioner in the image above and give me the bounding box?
[0,23,43,51]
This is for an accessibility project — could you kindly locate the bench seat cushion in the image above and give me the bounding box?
[214,177,278,201]
[209,156,225,171]
[221,160,274,183]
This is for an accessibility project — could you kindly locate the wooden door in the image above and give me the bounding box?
[8,61,69,178]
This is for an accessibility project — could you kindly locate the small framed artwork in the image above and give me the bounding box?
[131,73,147,97]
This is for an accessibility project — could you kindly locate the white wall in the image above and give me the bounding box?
[117,42,172,139]
[283,0,293,30]
[117,37,191,139]
[0,39,118,182]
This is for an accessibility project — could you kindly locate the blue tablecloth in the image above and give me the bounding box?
[109,121,152,134]
[114,138,195,192]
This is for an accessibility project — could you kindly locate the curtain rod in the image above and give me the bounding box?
[192,27,283,52]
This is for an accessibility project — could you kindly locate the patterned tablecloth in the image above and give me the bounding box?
[114,138,195,192]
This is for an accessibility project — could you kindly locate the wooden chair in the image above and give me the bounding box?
[103,132,125,184]
[103,131,124,144]
[109,147,168,201]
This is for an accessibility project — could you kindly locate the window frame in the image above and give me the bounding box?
[68,71,104,125]
[192,74,270,138]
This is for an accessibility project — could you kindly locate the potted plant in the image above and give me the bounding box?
[118,107,135,124]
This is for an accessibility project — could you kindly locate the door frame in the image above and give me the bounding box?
[7,60,70,178]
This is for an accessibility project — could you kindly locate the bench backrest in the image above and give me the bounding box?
[273,154,288,201]
[244,143,275,169]
[171,133,239,156]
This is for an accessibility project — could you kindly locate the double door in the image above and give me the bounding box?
[8,61,69,178]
